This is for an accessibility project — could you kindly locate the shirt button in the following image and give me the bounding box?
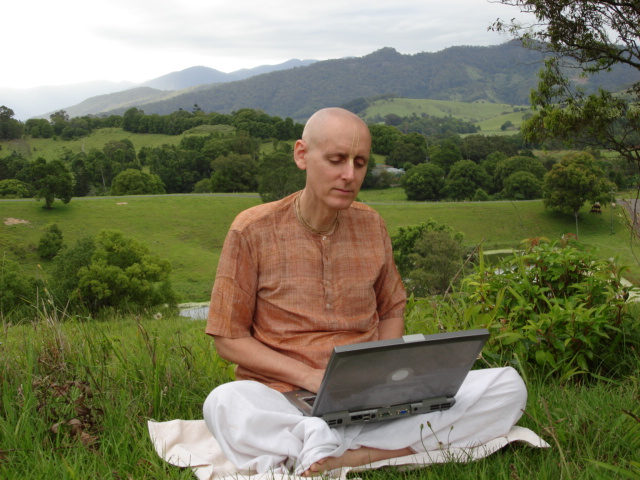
[326,303,331,309]
[322,236,327,241]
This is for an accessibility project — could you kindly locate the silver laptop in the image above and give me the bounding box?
[283,329,489,426]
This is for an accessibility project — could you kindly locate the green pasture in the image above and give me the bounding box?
[363,98,533,135]
[0,126,221,161]
[2,189,638,303]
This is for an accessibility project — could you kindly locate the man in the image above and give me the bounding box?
[203,108,527,476]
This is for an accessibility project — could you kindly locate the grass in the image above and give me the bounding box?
[1,307,638,479]
[2,189,639,302]
[0,126,219,162]
[362,98,533,135]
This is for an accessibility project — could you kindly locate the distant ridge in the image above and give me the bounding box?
[10,42,640,121]
[0,59,317,120]
[67,41,640,121]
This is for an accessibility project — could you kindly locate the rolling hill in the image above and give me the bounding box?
[57,41,640,122]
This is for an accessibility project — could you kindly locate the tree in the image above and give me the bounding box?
[502,171,543,200]
[258,150,305,203]
[0,106,24,140]
[543,152,615,237]
[493,155,547,193]
[387,134,428,167]
[401,163,445,201]
[110,169,165,195]
[429,139,463,174]
[210,154,258,192]
[494,1,640,169]
[30,158,73,209]
[442,160,491,201]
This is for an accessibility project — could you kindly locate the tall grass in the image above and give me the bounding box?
[1,300,638,479]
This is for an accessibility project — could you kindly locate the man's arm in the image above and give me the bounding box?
[378,316,404,340]
[213,335,325,393]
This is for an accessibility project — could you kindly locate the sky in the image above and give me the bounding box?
[2,0,536,90]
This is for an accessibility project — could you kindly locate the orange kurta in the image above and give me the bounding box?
[206,192,406,392]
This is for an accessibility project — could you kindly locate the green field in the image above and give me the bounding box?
[363,98,532,135]
[2,189,638,302]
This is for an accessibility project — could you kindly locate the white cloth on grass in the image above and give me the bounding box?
[203,366,529,476]
[148,421,549,480]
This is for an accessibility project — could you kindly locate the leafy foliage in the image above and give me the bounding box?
[391,220,465,280]
[494,1,640,167]
[110,169,165,195]
[37,224,64,260]
[404,230,468,296]
[0,257,35,315]
[31,158,74,209]
[542,151,615,223]
[401,163,445,201]
[257,149,305,203]
[51,230,176,313]
[461,237,638,380]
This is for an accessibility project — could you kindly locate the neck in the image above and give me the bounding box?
[297,191,339,233]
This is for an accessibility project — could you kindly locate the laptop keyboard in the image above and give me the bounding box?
[302,396,316,407]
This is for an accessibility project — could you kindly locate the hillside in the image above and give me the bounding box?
[64,41,640,121]
[0,193,635,302]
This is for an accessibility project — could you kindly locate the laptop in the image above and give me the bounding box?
[283,329,489,427]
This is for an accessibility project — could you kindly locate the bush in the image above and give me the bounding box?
[51,230,177,313]
[392,220,468,296]
[460,237,638,380]
[0,257,35,315]
[37,224,64,260]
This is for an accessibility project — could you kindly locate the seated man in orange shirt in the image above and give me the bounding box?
[203,107,527,476]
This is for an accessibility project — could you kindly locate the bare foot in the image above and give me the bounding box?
[302,446,413,476]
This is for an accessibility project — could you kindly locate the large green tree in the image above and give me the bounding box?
[442,160,491,201]
[494,1,640,168]
[210,154,258,193]
[543,152,615,237]
[0,106,24,140]
[401,163,445,201]
[110,169,165,195]
[31,158,73,209]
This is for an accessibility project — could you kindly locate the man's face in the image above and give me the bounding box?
[294,116,371,212]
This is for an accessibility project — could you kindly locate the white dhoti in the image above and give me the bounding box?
[203,367,527,476]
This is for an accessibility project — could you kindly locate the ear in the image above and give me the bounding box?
[293,139,308,171]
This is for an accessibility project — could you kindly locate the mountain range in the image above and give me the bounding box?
[0,59,317,121]
[4,41,639,122]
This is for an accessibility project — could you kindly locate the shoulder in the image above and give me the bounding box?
[347,201,385,225]
[230,192,297,233]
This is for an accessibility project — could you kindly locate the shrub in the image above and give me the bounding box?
[51,230,177,313]
[392,220,468,296]
[460,237,638,380]
[0,257,35,315]
[37,224,64,260]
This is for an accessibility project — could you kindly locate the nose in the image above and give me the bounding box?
[341,159,356,182]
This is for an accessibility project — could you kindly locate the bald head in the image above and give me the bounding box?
[301,108,371,152]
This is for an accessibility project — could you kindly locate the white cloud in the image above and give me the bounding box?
[2,0,534,88]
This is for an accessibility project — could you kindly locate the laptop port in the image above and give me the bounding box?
[397,409,409,415]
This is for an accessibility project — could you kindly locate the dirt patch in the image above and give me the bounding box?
[4,217,30,226]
